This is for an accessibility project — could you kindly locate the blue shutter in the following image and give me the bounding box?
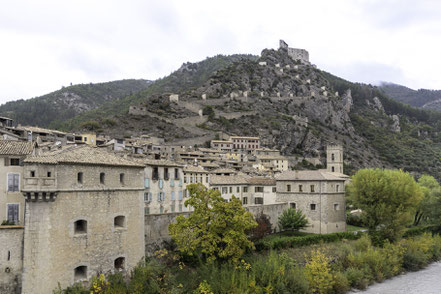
[170,179,174,187]
[149,192,153,202]
[171,192,175,201]
[179,191,183,201]
[179,178,183,187]
[157,192,161,201]
[159,179,163,189]
[144,178,150,188]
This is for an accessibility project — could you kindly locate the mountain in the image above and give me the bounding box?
[0,79,152,128]
[379,82,441,111]
[50,47,441,180]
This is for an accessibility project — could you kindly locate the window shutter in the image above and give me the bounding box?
[13,174,19,192]
[157,192,161,201]
[179,191,183,201]
[171,192,175,201]
[7,174,13,192]
[170,179,174,187]
[144,178,150,188]
[4,157,9,166]
[149,192,152,202]
[159,180,163,189]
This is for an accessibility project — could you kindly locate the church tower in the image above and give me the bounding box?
[327,145,343,174]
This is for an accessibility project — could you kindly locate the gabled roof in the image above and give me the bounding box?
[276,170,346,181]
[0,140,34,155]
[24,145,143,167]
[247,177,276,186]
[210,175,249,185]
[183,165,209,173]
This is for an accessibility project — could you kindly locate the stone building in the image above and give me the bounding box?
[254,154,289,173]
[230,136,260,153]
[142,159,185,214]
[183,165,210,188]
[210,176,277,206]
[275,170,346,234]
[326,145,344,174]
[210,139,233,151]
[279,39,309,64]
[21,145,145,294]
[0,141,34,225]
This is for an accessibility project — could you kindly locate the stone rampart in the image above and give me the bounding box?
[0,226,24,294]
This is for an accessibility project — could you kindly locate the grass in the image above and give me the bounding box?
[347,225,366,232]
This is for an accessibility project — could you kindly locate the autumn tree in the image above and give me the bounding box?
[346,169,423,244]
[169,183,257,263]
[278,208,308,233]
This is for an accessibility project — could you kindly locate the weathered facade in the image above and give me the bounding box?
[20,146,145,294]
[275,170,346,234]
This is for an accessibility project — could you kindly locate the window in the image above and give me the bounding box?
[236,187,240,193]
[159,206,164,214]
[336,185,340,192]
[47,171,51,177]
[164,168,169,180]
[178,204,182,212]
[100,172,105,184]
[331,153,335,161]
[144,192,152,202]
[243,187,248,193]
[334,203,340,211]
[229,187,232,193]
[272,187,276,193]
[222,187,228,194]
[199,176,203,183]
[331,166,335,172]
[153,167,159,180]
[243,197,248,205]
[74,266,87,281]
[255,186,264,193]
[206,175,209,183]
[77,172,83,184]
[254,197,264,204]
[114,216,126,228]
[7,174,19,192]
[145,207,150,215]
[299,185,303,192]
[290,203,296,209]
[30,171,35,177]
[114,257,125,270]
[74,220,87,235]
[184,176,187,184]
[7,204,19,224]
[171,191,175,201]
[171,205,175,213]
[310,185,315,193]
[174,168,179,180]
[310,203,316,211]
[287,184,291,192]
[10,158,20,166]
[120,173,125,185]
[157,192,165,202]
[178,191,183,201]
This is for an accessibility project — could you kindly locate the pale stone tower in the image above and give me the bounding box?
[327,145,343,174]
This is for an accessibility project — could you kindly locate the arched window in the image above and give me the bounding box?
[74,220,87,235]
[115,257,125,270]
[74,266,87,281]
[77,172,83,184]
[114,216,126,229]
[100,172,105,184]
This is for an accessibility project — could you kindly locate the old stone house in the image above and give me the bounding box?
[142,159,186,214]
[0,141,34,225]
[275,170,346,234]
[20,145,145,294]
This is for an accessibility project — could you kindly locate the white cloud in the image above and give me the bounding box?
[0,0,440,102]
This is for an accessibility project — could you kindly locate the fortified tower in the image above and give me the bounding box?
[279,39,309,64]
[326,145,343,174]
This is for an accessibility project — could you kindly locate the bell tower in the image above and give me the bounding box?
[327,145,343,174]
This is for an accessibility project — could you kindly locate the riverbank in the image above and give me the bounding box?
[350,261,441,294]
[55,232,441,293]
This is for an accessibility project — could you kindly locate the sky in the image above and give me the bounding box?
[1,0,440,104]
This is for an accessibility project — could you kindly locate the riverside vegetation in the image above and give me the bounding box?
[55,170,441,294]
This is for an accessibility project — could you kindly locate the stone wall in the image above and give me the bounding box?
[144,203,289,256]
[0,226,23,294]
[129,106,148,116]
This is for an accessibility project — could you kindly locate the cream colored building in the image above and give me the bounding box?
[210,176,277,206]
[21,145,145,294]
[0,141,34,225]
[142,159,186,214]
[254,154,289,173]
[275,170,346,234]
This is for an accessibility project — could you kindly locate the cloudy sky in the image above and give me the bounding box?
[1,0,440,104]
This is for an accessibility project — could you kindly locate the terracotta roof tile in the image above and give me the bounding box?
[0,140,33,155]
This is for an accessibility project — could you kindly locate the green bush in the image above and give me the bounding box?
[255,232,362,251]
[344,267,369,290]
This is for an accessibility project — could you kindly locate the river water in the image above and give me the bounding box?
[349,262,441,294]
